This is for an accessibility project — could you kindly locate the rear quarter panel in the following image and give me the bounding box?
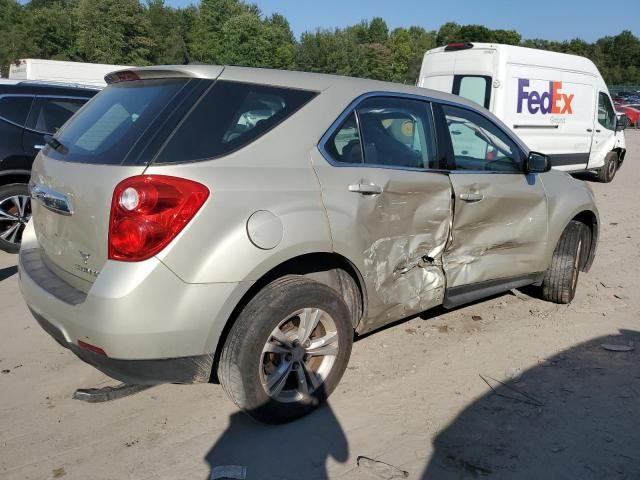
[147,87,365,285]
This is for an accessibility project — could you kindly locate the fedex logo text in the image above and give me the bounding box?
[517,79,574,115]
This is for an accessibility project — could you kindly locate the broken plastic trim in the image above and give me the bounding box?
[73,383,153,403]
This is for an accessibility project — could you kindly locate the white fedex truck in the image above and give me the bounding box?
[8,59,131,88]
[418,43,628,182]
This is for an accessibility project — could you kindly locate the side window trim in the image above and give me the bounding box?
[0,94,35,128]
[433,101,526,174]
[452,75,492,109]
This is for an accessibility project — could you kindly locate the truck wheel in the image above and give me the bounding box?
[0,183,31,254]
[597,152,618,183]
[218,275,353,424]
[540,221,590,304]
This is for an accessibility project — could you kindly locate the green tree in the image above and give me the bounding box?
[73,0,154,65]
[368,17,389,44]
[263,13,296,69]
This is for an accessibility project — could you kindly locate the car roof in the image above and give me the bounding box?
[114,64,479,109]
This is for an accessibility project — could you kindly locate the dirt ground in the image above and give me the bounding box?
[1,131,640,480]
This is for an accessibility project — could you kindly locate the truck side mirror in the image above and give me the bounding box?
[525,152,551,173]
[616,114,629,132]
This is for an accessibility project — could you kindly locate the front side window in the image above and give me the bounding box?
[597,92,616,130]
[443,105,521,172]
[357,97,436,169]
[0,95,33,126]
[26,97,87,134]
[453,75,491,109]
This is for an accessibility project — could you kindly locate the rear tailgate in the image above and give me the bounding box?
[28,71,222,292]
[30,156,145,292]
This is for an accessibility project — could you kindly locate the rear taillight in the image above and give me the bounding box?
[108,175,209,262]
[105,70,141,84]
[444,42,474,51]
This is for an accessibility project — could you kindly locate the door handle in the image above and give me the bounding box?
[459,192,484,203]
[348,183,383,195]
[596,129,601,133]
[586,128,593,132]
[34,144,44,150]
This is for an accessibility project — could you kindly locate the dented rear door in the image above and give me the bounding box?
[438,103,548,289]
[313,96,452,331]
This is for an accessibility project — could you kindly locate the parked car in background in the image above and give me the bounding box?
[0,80,98,252]
[20,65,599,423]
[418,43,629,183]
[621,104,640,126]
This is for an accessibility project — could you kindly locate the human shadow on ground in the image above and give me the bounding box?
[0,265,17,282]
[422,329,640,479]
[204,396,348,480]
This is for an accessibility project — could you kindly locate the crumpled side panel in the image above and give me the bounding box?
[444,174,548,288]
[359,177,452,330]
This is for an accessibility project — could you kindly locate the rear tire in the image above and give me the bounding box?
[597,151,618,183]
[0,183,31,254]
[540,221,590,304]
[218,275,353,424]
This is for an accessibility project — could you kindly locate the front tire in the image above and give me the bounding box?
[0,183,31,254]
[218,275,353,424]
[597,151,618,183]
[540,221,590,304]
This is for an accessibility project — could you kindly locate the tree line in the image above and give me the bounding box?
[1,0,639,85]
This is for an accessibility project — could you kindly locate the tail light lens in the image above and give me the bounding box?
[109,175,209,262]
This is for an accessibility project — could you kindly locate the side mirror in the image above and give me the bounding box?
[525,151,551,173]
[616,114,630,131]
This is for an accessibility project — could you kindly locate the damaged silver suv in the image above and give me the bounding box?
[19,66,599,423]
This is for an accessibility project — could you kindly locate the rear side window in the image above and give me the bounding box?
[47,79,189,164]
[357,97,436,169]
[453,75,491,109]
[0,95,33,125]
[26,97,87,134]
[154,82,317,164]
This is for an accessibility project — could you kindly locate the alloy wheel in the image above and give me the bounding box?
[0,194,31,246]
[260,307,339,403]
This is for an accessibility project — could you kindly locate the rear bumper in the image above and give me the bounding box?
[18,225,252,379]
[31,308,213,384]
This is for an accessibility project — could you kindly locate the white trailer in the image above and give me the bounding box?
[418,43,627,182]
[8,59,132,88]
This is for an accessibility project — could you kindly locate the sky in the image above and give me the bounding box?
[166,0,639,42]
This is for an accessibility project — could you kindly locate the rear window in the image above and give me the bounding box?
[154,81,317,164]
[46,79,189,164]
[46,79,316,165]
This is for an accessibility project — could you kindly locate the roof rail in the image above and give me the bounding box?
[17,80,103,90]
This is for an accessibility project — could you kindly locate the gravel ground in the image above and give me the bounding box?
[1,131,639,480]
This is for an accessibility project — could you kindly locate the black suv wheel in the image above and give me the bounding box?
[0,183,31,253]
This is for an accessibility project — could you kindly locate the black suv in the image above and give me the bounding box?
[0,80,98,252]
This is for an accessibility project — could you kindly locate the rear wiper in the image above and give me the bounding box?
[44,134,67,154]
